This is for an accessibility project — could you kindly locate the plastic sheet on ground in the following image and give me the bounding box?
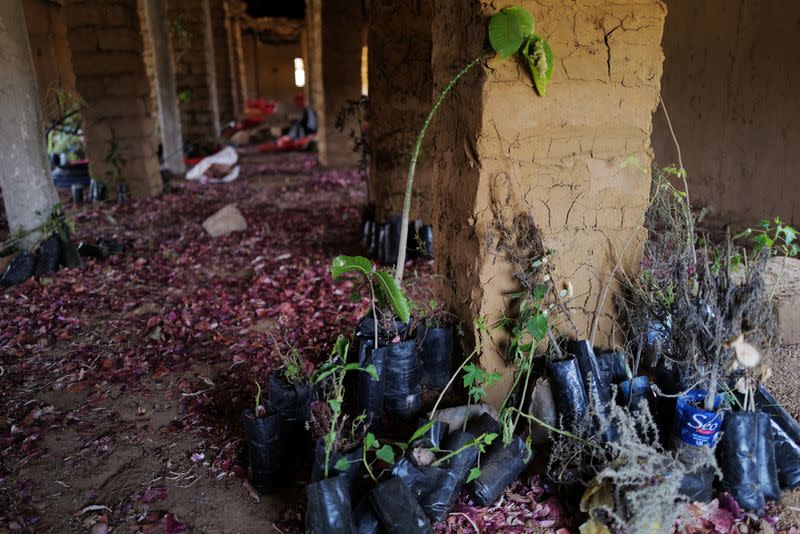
[186,146,241,183]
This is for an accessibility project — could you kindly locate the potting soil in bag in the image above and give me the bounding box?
[268,374,311,477]
[673,389,724,448]
[369,477,434,534]
[570,340,617,442]
[357,315,409,344]
[422,420,450,449]
[241,409,283,494]
[755,386,800,489]
[1,252,35,287]
[465,411,500,436]
[384,340,423,420]
[548,357,588,432]
[470,435,532,506]
[353,497,382,534]
[716,411,765,510]
[34,235,60,276]
[306,476,356,534]
[416,325,453,389]
[756,411,781,501]
[358,346,386,428]
[311,437,362,485]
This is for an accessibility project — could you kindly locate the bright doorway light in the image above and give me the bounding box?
[294,58,306,87]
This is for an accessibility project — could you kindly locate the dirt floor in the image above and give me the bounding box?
[1,152,800,533]
[0,152,374,532]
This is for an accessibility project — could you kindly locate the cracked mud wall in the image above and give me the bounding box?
[368,0,434,222]
[653,0,800,228]
[432,0,667,406]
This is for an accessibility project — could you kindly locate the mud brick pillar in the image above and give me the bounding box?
[167,0,220,142]
[143,0,186,175]
[0,0,60,249]
[63,0,163,198]
[226,0,248,116]
[307,0,364,168]
[368,0,434,222]
[431,0,667,405]
[209,0,235,124]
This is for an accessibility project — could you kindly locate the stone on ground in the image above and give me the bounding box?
[202,204,248,238]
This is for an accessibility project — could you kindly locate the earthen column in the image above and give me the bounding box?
[0,0,60,249]
[307,0,363,168]
[167,0,221,141]
[144,0,186,175]
[431,0,667,405]
[62,0,162,198]
[209,0,235,124]
[226,0,248,115]
[368,0,434,222]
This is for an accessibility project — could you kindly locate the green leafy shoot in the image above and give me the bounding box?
[431,432,498,467]
[334,457,351,472]
[463,364,502,403]
[254,379,264,417]
[314,336,379,478]
[330,255,411,323]
[466,467,482,483]
[488,6,534,58]
[523,34,554,96]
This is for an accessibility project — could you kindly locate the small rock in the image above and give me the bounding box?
[1,252,35,286]
[34,235,61,276]
[90,522,109,534]
[202,204,247,238]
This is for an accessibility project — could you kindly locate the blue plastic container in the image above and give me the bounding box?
[674,389,725,447]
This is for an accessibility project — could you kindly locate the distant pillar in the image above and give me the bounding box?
[307,0,363,168]
[145,0,186,174]
[0,0,59,249]
[368,0,434,221]
[63,0,163,198]
[167,0,221,141]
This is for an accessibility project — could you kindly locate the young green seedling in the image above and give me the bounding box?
[394,6,554,281]
[314,336,378,478]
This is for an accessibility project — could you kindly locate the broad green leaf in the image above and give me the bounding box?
[333,335,350,361]
[334,457,351,471]
[733,228,752,240]
[363,363,379,381]
[331,255,373,278]
[484,432,499,445]
[409,420,435,444]
[466,467,482,483]
[325,431,336,447]
[462,363,482,388]
[533,284,548,301]
[527,312,549,342]
[783,226,797,245]
[375,444,395,465]
[488,7,534,58]
[328,399,341,413]
[523,35,554,96]
[373,270,411,323]
[365,432,379,450]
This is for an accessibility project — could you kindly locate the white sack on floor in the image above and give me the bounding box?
[186,146,241,183]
